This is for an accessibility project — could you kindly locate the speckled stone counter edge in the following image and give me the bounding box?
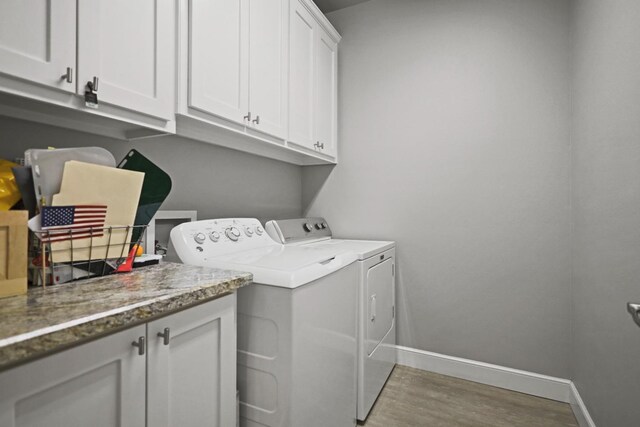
[0,273,251,372]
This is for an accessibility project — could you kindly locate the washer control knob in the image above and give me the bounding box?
[225,227,241,241]
[315,223,322,230]
[209,231,220,242]
[321,222,328,229]
[303,223,313,232]
[194,233,206,244]
[255,226,264,236]
[244,227,254,237]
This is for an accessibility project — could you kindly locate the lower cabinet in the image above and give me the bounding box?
[0,324,147,427]
[0,294,237,427]
[147,294,237,427]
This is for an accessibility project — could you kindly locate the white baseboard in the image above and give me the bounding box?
[396,345,572,402]
[396,345,595,427]
[569,382,597,427]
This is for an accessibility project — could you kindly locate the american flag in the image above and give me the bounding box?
[41,205,107,243]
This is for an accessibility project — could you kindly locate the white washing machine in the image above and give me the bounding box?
[169,218,359,427]
[265,218,397,421]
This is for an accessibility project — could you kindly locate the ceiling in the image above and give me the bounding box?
[313,0,371,13]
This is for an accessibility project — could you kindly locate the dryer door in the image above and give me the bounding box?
[366,258,395,356]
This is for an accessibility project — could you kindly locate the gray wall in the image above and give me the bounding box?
[304,0,573,377]
[571,0,640,425]
[8,4,640,423]
[0,116,302,223]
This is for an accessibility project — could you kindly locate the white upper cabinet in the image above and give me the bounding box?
[288,1,316,149]
[0,0,339,165]
[314,31,338,157]
[77,0,174,120]
[188,0,249,124]
[0,0,76,93]
[247,0,288,139]
[186,0,287,140]
[287,0,341,160]
[0,0,176,139]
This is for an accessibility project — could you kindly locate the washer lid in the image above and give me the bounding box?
[206,245,358,288]
[212,244,350,270]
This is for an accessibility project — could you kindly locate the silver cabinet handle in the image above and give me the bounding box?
[627,303,640,328]
[252,115,260,125]
[61,67,73,83]
[87,76,99,92]
[157,327,171,345]
[244,111,251,122]
[314,141,324,150]
[132,336,145,355]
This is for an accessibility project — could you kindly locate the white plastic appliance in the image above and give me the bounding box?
[169,218,359,427]
[265,218,396,421]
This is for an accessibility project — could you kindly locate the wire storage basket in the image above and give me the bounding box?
[29,225,147,286]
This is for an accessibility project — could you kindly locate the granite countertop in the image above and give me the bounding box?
[0,262,252,371]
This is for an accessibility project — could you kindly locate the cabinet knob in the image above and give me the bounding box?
[157,327,171,345]
[61,67,73,83]
[314,141,324,150]
[244,111,251,122]
[132,336,145,356]
[252,115,260,125]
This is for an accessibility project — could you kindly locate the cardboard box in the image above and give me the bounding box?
[0,211,28,298]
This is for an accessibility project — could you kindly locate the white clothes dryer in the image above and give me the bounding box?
[169,218,359,427]
[265,218,397,421]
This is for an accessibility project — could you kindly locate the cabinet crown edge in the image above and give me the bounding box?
[301,0,342,43]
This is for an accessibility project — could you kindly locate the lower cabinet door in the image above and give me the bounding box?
[147,294,237,427]
[0,325,147,427]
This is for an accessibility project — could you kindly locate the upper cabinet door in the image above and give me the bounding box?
[0,0,76,93]
[77,0,174,120]
[189,0,249,125]
[288,1,316,149]
[315,31,338,157]
[247,0,288,140]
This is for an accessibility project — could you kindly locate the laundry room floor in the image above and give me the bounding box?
[361,365,579,427]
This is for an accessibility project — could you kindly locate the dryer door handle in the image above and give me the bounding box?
[370,294,377,322]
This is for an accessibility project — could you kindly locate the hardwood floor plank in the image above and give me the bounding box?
[361,365,578,427]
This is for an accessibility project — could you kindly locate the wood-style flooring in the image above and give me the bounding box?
[361,365,579,427]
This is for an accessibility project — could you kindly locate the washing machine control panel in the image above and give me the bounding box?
[265,217,332,244]
[170,218,277,263]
